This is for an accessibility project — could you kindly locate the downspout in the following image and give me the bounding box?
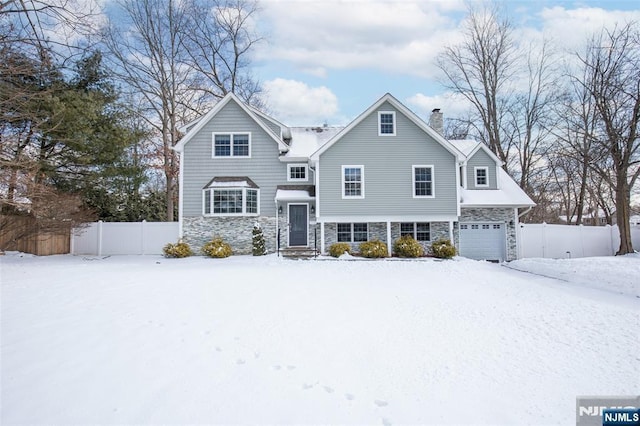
[518,206,533,218]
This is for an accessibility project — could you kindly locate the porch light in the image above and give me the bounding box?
[278,206,283,214]
[311,205,315,214]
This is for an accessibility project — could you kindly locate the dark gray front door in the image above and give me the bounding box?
[289,205,308,246]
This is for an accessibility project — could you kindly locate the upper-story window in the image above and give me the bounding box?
[475,167,489,187]
[413,165,434,198]
[378,111,396,136]
[213,133,251,157]
[287,164,308,182]
[342,165,364,198]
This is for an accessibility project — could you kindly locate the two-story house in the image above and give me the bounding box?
[174,92,535,261]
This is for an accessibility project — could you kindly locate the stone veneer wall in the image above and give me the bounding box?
[183,216,277,255]
[459,207,517,261]
[322,221,453,255]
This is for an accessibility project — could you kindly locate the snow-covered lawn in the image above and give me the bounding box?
[1,253,638,425]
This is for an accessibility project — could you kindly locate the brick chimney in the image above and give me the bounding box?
[429,108,444,136]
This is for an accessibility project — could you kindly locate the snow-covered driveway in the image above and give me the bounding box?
[1,253,638,425]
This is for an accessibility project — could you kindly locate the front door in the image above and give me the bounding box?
[288,204,308,246]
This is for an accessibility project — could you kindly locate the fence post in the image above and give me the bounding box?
[97,220,103,256]
[141,220,146,255]
[542,222,546,258]
[579,224,585,258]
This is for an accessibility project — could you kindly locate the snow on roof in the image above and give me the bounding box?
[448,139,479,157]
[275,185,316,201]
[284,126,344,159]
[203,176,258,189]
[460,168,535,207]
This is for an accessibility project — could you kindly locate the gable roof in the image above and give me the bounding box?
[310,93,462,161]
[448,139,504,165]
[460,168,535,207]
[173,92,289,153]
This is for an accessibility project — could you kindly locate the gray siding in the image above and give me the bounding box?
[182,100,288,217]
[466,149,497,189]
[318,101,458,217]
[256,114,282,137]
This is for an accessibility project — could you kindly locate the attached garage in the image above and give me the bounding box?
[459,222,506,262]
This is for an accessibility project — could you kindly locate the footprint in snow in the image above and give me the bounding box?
[302,383,314,390]
[345,393,355,401]
[323,386,334,394]
[215,346,222,352]
[286,365,296,370]
[374,400,388,407]
[254,352,260,359]
[236,359,245,365]
[382,417,392,426]
[273,365,282,370]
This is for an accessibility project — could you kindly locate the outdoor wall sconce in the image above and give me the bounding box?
[278,206,283,214]
[311,205,315,214]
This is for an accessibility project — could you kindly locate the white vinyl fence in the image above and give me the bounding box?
[519,223,640,259]
[72,221,179,255]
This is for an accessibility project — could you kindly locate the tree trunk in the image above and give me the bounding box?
[615,179,633,255]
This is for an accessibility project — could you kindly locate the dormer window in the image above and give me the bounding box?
[378,111,396,136]
[475,167,489,187]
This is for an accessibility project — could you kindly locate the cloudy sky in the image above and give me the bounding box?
[250,0,640,126]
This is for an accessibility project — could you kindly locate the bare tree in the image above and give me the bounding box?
[437,3,519,167]
[576,22,640,254]
[182,0,263,108]
[103,0,192,221]
[103,0,264,221]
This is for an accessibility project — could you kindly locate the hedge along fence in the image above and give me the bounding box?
[518,223,640,259]
[0,215,70,256]
[72,221,179,255]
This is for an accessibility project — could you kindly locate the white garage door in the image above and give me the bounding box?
[459,223,506,262]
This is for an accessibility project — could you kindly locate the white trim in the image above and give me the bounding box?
[287,163,308,182]
[386,221,392,256]
[412,165,435,198]
[461,164,468,189]
[178,151,184,238]
[310,93,462,161]
[173,93,288,153]
[313,165,320,217]
[496,164,502,189]
[202,187,260,216]
[212,132,252,158]
[378,111,396,136]
[341,165,365,199]
[474,166,489,187]
[287,203,309,247]
[316,214,458,223]
[399,222,432,242]
[320,222,326,253]
[336,222,369,243]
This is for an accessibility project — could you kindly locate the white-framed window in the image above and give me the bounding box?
[342,165,364,198]
[212,133,251,157]
[400,222,431,241]
[378,111,396,136]
[287,164,308,182]
[203,187,259,215]
[337,223,368,243]
[475,166,489,187]
[413,165,434,198]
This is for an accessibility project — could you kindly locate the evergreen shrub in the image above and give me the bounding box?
[252,223,266,256]
[202,237,233,258]
[329,242,351,258]
[430,238,456,259]
[393,235,424,258]
[162,241,193,258]
[359,239,388,258]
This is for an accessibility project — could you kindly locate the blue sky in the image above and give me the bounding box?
[250,0,640,126]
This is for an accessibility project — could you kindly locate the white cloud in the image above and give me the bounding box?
[538,6,640,52]
[262,78,339,125]
[406,92,471,120]
[256,0,464,78]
